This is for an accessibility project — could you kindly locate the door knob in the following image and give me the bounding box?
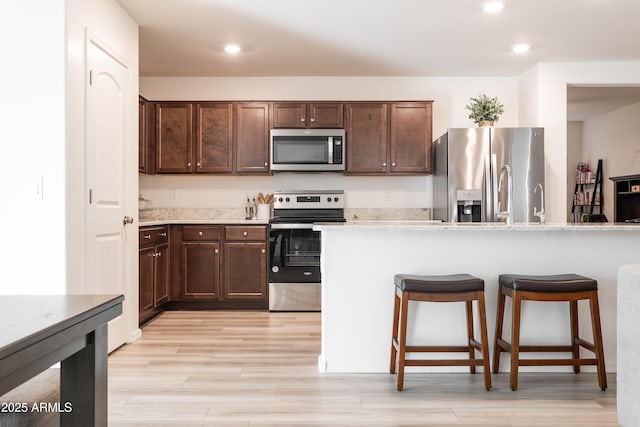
[123,216,134,225]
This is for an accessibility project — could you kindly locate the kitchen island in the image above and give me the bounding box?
[314,221,640,374]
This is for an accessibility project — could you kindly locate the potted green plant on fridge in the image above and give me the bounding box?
[465,94,505,126]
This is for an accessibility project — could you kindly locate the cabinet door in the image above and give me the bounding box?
[235,103,270,173]
[196,103,233,173]
[223,242,267,300]
[182,242,220,299]
[138,96,148,173]
[309,103,344,128]
[139,247,155,313]
[156,103,193,173]
[346,103,388,174]
[390,102,432,174]
[272,102,306,128]
[154,243,170,305]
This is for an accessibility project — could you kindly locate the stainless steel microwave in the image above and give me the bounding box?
[270,129,345,172]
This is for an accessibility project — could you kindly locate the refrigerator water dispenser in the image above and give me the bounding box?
[456,189,482,222]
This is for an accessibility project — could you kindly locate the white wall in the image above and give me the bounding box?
[67,0,139,293]
[581,102,640,221]
[527,62,640,223]
[0,1,66,294]
[140,76,519,210]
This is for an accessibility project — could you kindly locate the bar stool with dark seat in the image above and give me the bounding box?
[390,274,492,391]
[493,274,607,391]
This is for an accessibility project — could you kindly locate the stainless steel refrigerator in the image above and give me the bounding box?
[433,127,545,223]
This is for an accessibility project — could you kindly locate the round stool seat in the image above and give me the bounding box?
[499,274,597,293]
[394,274,484,293]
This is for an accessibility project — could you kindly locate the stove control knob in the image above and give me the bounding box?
[272,266,279,273]
[334,197,339,202]
[285,197,290,202]
[278,197,283,202]
[327,197,332,202]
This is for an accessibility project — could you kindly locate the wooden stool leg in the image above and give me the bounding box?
[390,291,401,374]
[396,291,410,391]
[477,291,492,390]
[509,291,522,391]
[465,300,476,374]
[589,291,607,391]
[569,300,580,374]
[492,288,506,373]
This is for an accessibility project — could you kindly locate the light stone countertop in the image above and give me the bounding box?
[139,218,269,227]
[314,220,640,232]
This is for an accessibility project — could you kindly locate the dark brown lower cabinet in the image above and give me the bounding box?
[182,242,221,299]
[139,226,169,324]
[168,224,268,309]
[223,242,267,300]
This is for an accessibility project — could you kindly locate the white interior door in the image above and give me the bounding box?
[85,35,134,352]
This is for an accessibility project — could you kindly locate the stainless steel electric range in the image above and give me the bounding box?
[268,190,345,311]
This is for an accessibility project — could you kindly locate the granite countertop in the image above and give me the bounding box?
[314,221,640,232]
[138,207,433,228]
[140,218,269,227]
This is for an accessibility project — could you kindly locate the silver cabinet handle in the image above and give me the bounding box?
[300,117,305,122]
[392,162,396,167]
[144,234,152,239]
[123,216,134,225]
[214,249,219,254]
[198,231,203,236]
[261,248,266,254]
[187,162,192,167]
[310,117,315,122]
[197,162,201,167]
[242,231,248,237]
[159,232,167,237]
[382,162,387,167]
[155,252,161,257]
[264,162,268,167]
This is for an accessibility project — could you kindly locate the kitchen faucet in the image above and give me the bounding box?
[496,165,513,225]
[533,183,545,224]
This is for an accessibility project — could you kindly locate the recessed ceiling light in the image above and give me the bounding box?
[483,1,505,13]
[224,44,241,54]
[512,43,531,54]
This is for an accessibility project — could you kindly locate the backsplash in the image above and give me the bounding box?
[140,207,431,222]
[139,174,433,210]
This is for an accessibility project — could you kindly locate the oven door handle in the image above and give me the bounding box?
[270,223,315,230]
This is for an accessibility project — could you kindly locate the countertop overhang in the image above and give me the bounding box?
[313,221,640,232]
[139,219,269,227]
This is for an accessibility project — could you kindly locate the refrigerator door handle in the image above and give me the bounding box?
[490,154,498,222]
[484,154,492,222]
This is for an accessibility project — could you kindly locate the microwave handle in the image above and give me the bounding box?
[327,137,333,164]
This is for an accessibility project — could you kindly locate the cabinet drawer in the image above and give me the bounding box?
[224,225,267,241]
[182,225,221,241]
[139,226,169,246]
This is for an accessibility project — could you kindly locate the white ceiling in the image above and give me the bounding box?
[117,0,640,121]
[117,0,640,78]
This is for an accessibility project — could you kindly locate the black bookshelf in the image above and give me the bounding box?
[609,174,640,223]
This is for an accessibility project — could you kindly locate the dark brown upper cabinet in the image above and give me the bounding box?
[346,102,433,175]
[235,102,270,174]
[138,96,156,174]
[390,102,433,174]
[345,103,389,174]
[195,103,233,173]
[272,102,343,129]
[155,102,233,174]
[156,103,193,173]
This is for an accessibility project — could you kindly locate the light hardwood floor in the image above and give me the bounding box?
[108,311,618,426]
